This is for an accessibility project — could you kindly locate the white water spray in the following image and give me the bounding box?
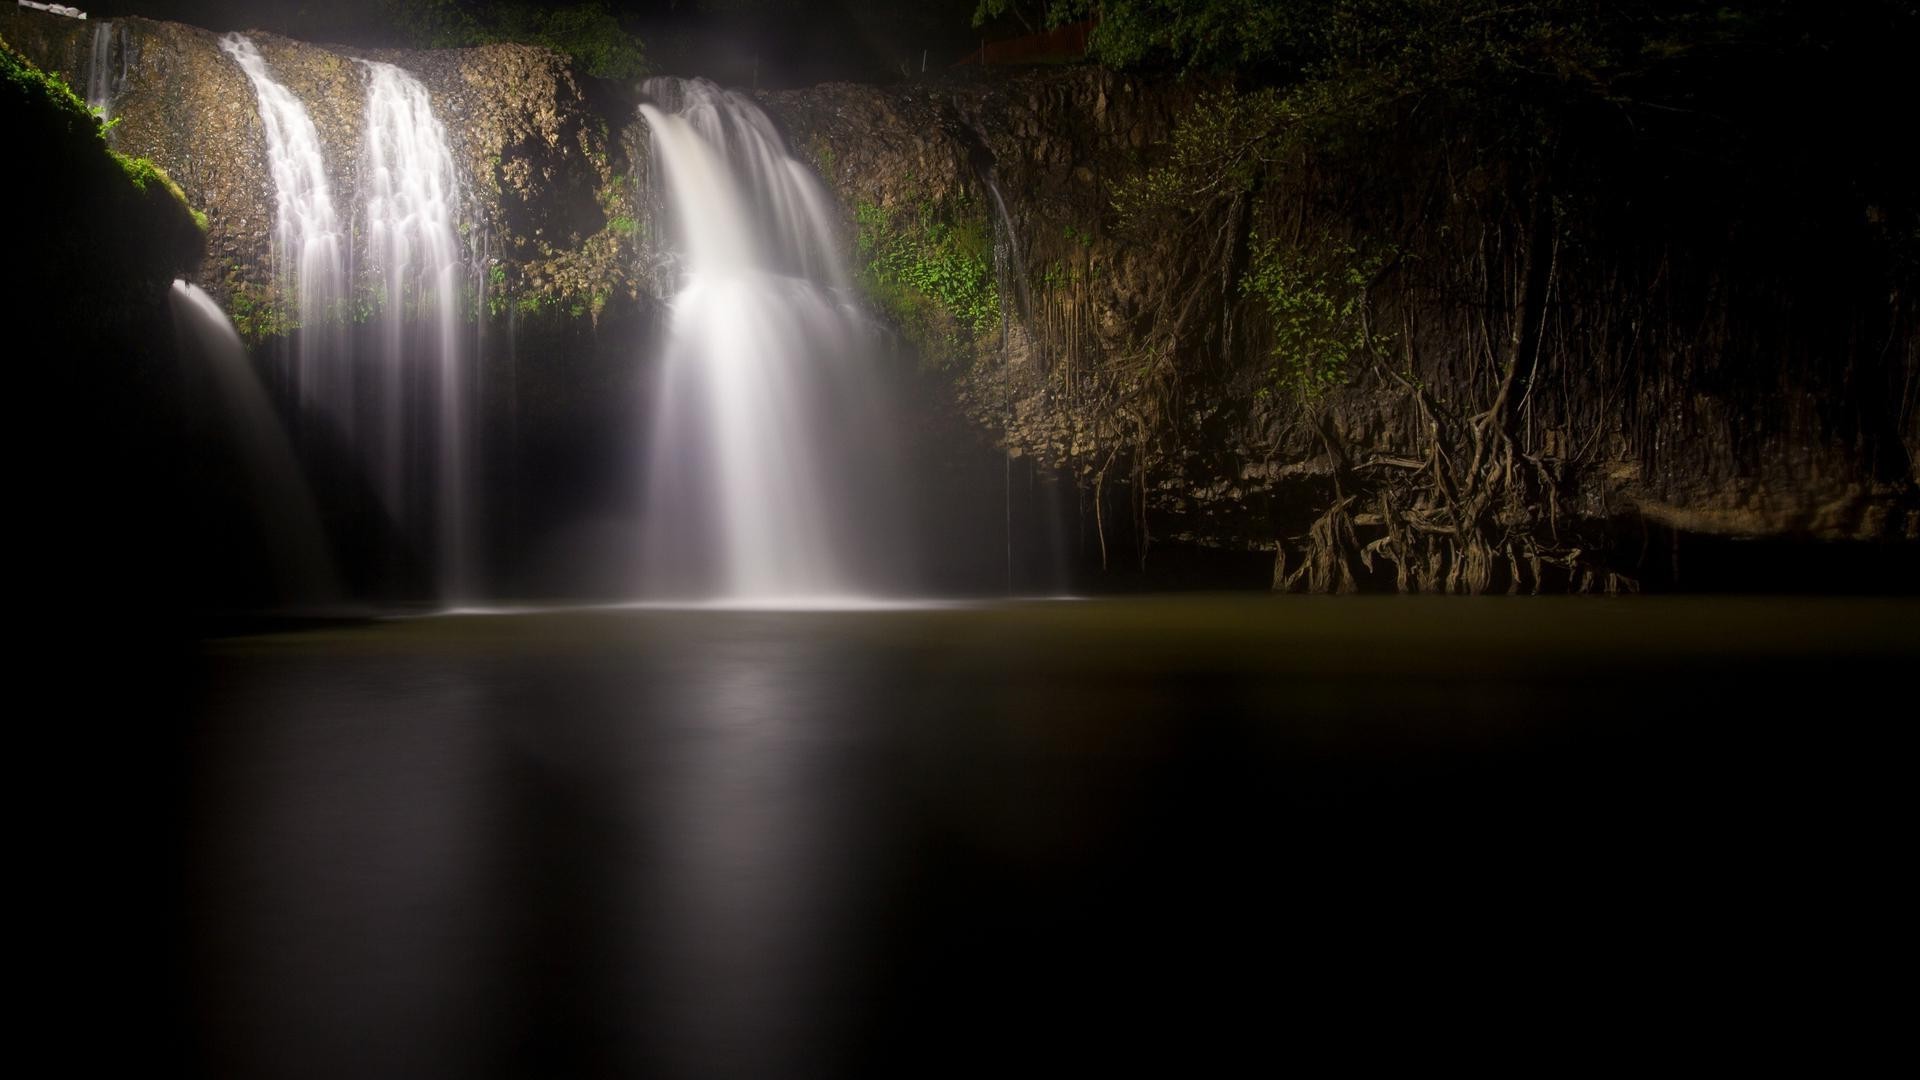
[361,59,474,600]
[170,280,340,605]
[219,32,348,415]
[638,78,901,603]
[85,20,120,119]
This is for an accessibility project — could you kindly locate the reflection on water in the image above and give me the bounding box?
[177,598,1914,1075]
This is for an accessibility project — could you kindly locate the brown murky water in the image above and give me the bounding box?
[148,597,1917,1074]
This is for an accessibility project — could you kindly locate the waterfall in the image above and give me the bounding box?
[170,280,341,606]
[219,33,349,419]
[360,58,474,602]
[85,21,121,120]
[218,36,477,603]
[637,78,901,603]
[984,177,1033,340]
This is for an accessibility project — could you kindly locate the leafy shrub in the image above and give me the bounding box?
[857,200,999,334]
[1242,233,1390,400]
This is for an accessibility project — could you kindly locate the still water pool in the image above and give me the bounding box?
[148,597,1917,1073]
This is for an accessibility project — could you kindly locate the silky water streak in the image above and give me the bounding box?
[637,78,905,603]
[361,58,475,601]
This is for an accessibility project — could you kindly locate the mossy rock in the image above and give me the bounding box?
[2,33,204,328]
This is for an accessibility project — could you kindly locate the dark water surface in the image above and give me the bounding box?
[92,598,1917,1074]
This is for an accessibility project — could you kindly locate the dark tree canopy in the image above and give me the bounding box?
[385,0,650,78]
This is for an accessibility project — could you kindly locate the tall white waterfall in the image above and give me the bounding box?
[361,59,473,601]
[638,78,900,603]
[219,33,348,416]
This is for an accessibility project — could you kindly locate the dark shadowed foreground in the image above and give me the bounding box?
[75,598,1914,1074]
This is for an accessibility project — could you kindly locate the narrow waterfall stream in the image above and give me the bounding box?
[84,20,121,119]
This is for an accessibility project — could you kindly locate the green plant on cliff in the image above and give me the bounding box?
[1,32,88,118]
[1242,233,1390,401]
[113,152,208,231]
[1111,87,1294,227]
[3,34,205,321]
[4,35,207,235]
[226,276,295,341]
[856,199,1000,365]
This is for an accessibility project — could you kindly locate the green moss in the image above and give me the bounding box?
[3,34,204,308]
[111,151,207,232]
[0,33,92,127]
[4,33,208,237]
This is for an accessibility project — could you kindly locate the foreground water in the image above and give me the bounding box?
[88,597,1916,1073]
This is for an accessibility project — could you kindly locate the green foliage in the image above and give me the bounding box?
[516,2,649,80]
[607,215,638,236]
[386,1,648,79]
[856,199,1001,364]
[1,34,91,125]
[226,277,296,341]
[1242,233,1391,400]
[1112,88,1296,228]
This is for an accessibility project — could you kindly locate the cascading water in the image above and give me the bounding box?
[219,37,477,603]
[984,178,1034,342]
[219,33,349,418]
[85,21,122,120]
[638,78,902,603]
[170,280,340,606]
[360,59,474,601]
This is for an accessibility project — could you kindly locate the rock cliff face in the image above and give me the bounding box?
[2,9,637,327]
[8,7,1915,591]
[765,68,1919,591]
